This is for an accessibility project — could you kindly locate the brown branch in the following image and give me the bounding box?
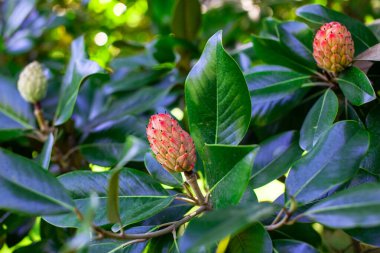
[93,205,208,240]
[34,102,48,132]
[183,171,206,205]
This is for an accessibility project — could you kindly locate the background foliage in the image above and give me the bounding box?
[1,0,380,252]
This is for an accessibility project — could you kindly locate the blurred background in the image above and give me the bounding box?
[1,0,380,252]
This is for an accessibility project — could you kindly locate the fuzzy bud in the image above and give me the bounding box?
[147,113,196,172]
[17,61,47,103]
[313,21,354,73]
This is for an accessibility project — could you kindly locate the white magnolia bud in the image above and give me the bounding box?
[17,61,48,103]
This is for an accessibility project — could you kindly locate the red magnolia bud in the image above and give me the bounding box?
[313,21,354,73]
[146,113,196,172]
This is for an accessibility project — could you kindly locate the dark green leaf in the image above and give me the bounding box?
[186,31,251,154]
[44,168,170,228]
[171,0,201,40]
[251,131,303,188]
[179,203,274,253]
[144,153,183,188]
[303,183,380,228]
[37,133,54,170]
[278,21,316,69]
[0,75,35,129]
[337,66,376,106]
[226,223,272,253]
[273,239,318,253]
[300,89,338,151]
[271,223,322,248]
[252,35,317,74]
[54,36,105,126]
[107,137,147,224]
[246,69,309,126]
[361,105,380,175]
[355,43,380,61]
[203,145,256,189]
[207,145,258,209]
[0,148,74,215]
[346,226,380,247]
[296,4,378,54]
[148,0,175,35]
[286,121,369,204]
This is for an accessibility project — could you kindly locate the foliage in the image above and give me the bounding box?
[1,0,380,252]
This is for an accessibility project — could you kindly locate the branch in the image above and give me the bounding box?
[93,205,208,240]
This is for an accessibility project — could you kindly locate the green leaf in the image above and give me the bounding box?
[107,137,147,224]
[273,239,318,253]
[54,36,105,126]
[246,69,310,126]
[278,21,316,70]
[43,168,170,228]
[179,203,274,253]
[203,145,256,189]
[303,183,380,228]
[0,76,35,129]
[0,148,74,215]
[226,223,273,253]
[286,121,369,204]
[37,133,54,170]
[346,226,380,247]
[337,66,376,106]
[251,131,303,188]
[296,4,378,54]
[171,0,201,40]
[355,43,380,61]
[207,145,259,209]
[252,35,317,74]
[185,31,251,154]
[46,196,174,229]
[361,105,380,175]
[144,153,183,188]
[300,89,338,151]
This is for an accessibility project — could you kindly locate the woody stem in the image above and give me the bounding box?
[34,102,48,132]
[183,171,206,205]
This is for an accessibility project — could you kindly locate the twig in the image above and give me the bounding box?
[183,171,206,205]
[175,195,198,205]
[93,205,208,240]
[34,102,48,132]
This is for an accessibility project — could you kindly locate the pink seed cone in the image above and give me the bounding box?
[147,113,196,172]
[313,21,354,73]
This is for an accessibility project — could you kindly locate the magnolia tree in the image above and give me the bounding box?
[1,2,380,253]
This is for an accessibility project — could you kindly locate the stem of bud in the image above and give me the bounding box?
[183,171,206,205]
[34,102,48,132]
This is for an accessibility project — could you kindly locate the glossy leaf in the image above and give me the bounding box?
[251,131,303,188]
[273,239,318,253]
[0,75,35,129]
[300,89,338,151]
[246,69,309,126]
[286,121,369,204]
[207,145,258,209]
[355,43,380,61]
[226,223,273,253]
[0,148,75,215]
[252,35,317,74]
[337,66,376,106]
[303,183,380,228]
[44,168,170,228]
[144,152,183,188]
[361,105,380,175]
[179,203,274,253]
[107,137,147,224]
[185,31,251,154]
[54,36,105,126]
[278,21,316,69]
[37,133,54,170]
[203,144,256,189]
[296,4,378,54]
[171,0,201,40]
